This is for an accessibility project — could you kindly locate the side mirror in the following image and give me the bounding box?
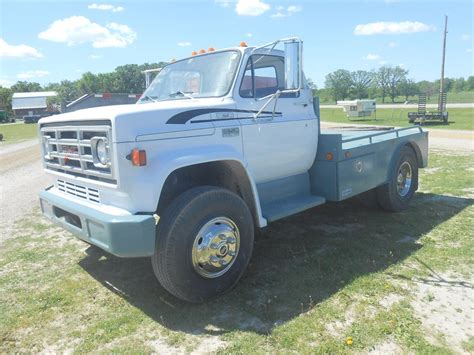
[284,40,302,90]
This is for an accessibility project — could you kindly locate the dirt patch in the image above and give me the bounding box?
[411,273,474,353]
[368,339,403,354]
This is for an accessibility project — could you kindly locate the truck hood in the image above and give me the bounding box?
[38,97,236,142]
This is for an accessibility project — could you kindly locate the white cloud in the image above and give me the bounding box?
[461,34,471,41]
[378,60,388,65]
[365,53,380,60]
[38,16,136,48]
[215,0,232,7]
[235,0,270,16]
[0,79,13,87]
[467,48,473,53]
[177,42,191,47]
[287,5,302,13]
[89,54,102,59]
[88,3,124,12]
[270,5,302,18]
[354,21,435,35]
[246,33,253,38]
[270,12,285,18]
[17,70,50,79]
[0,38,43,59]
[388,41,399,48]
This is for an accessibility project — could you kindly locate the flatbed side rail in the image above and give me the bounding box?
[341,126,424,150]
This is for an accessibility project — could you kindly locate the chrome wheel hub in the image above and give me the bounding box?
[192,217,240,278]
[397,161,413,197]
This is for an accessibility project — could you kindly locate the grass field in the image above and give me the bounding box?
[1,152,473,353]
[0,123,38,145]
[319,91,474,105]
[320,107,474,130]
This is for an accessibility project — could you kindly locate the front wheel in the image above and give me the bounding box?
[152,186,254,303]
[376,146,418,212]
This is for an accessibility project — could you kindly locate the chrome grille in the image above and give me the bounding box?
[57,179,101,203]
[40,124,115,183]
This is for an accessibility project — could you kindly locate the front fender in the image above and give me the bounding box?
[148,144,267,228]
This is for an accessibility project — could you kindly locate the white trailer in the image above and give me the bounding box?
[337,99,376,118]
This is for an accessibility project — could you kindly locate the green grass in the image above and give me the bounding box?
[1,152,473,353]
[320,107,474,130]
[0,123,39,145]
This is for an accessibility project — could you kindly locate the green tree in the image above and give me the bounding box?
[10,81,42,92]
[399,79,419,101]
[375,66,390,103]
[387,66,409,103]
[0,86,13,113]
[466,76,474,90]
[453,77,466,92]
[324,69,352,103]
[77,72,101,94]
[417,80,437,100]
[350,70,373,99]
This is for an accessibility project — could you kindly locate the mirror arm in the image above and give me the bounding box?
[254,88,301,120]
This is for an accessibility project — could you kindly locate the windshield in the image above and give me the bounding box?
[138,51,241,103]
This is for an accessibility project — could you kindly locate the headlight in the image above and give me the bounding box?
[96,139,108,165]
[91,137,110,167]
[42,136,52,160]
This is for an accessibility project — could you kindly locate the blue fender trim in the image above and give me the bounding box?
[39,190,156,257]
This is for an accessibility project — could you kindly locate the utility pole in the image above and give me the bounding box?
[439,15,448,110]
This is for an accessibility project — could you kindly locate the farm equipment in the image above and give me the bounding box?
[408,93,448,124]
[408,15,449,125]
[0,110,15,123]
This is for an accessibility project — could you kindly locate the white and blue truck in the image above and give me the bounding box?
[38,38,428,302]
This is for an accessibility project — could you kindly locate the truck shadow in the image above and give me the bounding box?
[78,192,472,336]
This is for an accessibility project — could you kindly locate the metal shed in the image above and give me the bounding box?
[12,91,57,117]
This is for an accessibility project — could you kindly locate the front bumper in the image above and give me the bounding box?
[39,188,156,257]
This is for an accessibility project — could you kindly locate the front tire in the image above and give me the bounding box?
[152,186,254,303]
[376,146,418,212]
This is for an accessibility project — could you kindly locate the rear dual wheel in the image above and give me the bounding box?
[376,146,418,212]
[152,186,254,303]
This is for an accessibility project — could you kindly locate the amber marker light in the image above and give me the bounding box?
[131,149,147,166]
[208,47,215,52]
[191,51,197,56]
[199,49,206,54]
[326,152,334,161]
[239,41,248,47]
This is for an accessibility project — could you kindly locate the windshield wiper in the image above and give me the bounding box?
[142,95,158,103]
[169,91,195,100]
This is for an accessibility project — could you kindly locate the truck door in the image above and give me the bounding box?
[236,54,318,183]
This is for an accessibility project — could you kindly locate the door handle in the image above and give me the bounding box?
[294,101,308,107]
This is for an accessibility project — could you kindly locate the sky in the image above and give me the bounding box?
[0,0,473,88]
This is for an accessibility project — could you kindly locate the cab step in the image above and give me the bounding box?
[261,194,325,222]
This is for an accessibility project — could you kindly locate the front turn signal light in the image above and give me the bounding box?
[131,149,147,166]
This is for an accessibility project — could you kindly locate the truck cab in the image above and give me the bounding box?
[38,38,428,303]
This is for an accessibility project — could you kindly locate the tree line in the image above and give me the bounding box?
[0,62,473,113]
[0,62,167,113]
[320,67,474,103]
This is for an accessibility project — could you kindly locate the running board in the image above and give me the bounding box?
[261,195,326,222]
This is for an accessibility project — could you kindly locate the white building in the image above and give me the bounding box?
[12,91,57,117]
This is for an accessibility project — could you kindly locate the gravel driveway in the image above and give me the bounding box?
[0,141,53,243]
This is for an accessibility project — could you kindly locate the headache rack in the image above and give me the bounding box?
[40,123,116,184]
